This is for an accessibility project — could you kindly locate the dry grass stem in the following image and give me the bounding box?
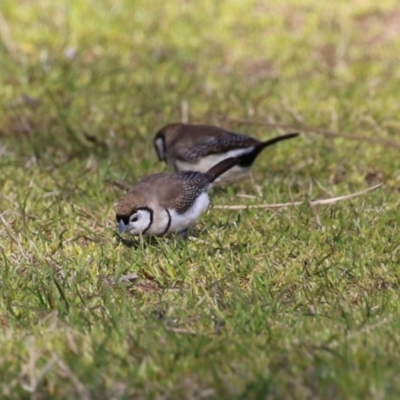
[214,183,383,210]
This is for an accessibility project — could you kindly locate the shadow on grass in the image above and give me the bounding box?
[114,232,185,249]
[114,233,146,249]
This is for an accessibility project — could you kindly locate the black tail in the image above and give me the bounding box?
[238,132,299,167]
[205,157,239,183]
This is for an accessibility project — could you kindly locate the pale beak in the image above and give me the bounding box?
[118,220,128,234]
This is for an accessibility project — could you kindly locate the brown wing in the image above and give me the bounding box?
[170,124,260,162]
[138,172,211,214]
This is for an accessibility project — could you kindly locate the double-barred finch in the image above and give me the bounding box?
[154,122,299,184]
[116,157,238,238]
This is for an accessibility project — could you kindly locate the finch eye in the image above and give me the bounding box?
[130,215,139,223]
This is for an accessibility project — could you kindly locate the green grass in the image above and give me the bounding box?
[1,0,400,398]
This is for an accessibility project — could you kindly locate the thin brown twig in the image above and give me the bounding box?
[214,183,383,210]
[227,118,400,150]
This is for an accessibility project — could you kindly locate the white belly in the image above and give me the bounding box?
[175,148,253,183]
[168,191,210,233]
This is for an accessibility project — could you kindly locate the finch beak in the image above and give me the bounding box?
[118,220,128,234]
